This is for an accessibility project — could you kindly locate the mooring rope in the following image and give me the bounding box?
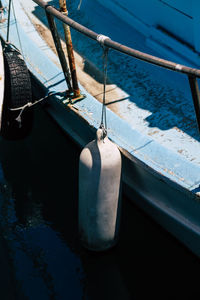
[77,0,82,10]
[9,92,56,127]
[100,47,108,133]
[97,35,110,138]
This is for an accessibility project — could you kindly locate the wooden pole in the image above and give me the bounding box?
[46,12,72,92]
[59,0,80,98]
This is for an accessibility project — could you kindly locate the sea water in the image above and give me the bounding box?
[0,106,199,299]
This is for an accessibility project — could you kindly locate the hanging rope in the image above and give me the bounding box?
[97,34,110,139]
[100,47,108,134]
[6,0,25,60]
[11,0,25,60]
[9,91,57,127]
[77,0,82,10]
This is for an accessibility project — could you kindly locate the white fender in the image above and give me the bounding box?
[79,128,122,251]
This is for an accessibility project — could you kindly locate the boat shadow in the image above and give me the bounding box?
[0,106,132,299]
[0,105,200,298]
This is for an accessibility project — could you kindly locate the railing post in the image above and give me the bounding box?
[59,0,80,98]
[188,75,200,132]
[45,11,72,94]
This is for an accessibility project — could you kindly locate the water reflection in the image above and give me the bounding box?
[0,138,36,225]
[0,107,132,299]
[0,107,199,299]
[0,110,84,300]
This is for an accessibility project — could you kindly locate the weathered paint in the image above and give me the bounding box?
[45,11,72,92]
[2,0,200,256]
[96,0,200,66]
[59,0,80,98]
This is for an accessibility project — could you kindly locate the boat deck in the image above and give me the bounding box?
[1,0,200,194]
[23,0,200,158]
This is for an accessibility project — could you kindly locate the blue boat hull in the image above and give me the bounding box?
[97,0,200,67]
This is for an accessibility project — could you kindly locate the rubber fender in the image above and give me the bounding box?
[79,128,122,251]
[1,50,33,140]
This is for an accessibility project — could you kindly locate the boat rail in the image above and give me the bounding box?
[33,0,200,131]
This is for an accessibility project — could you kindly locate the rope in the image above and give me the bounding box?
[11,0,25,60]
[13,102,32,127]
[77,0,82,10]
[97,34,110,46]
[97,35,110,138]
[9,93,53,127]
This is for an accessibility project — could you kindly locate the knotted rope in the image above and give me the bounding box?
[97,34,110,139]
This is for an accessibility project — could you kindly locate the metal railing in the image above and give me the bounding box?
[33,0,200,131]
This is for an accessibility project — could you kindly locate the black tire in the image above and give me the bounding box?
[1,50,33,140]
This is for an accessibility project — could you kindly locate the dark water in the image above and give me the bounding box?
[0,106,200,300]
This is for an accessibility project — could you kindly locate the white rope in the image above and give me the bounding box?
[9,96,47,112]
[9,93,51,127]
[13,102,32,127]
[11,0,25,61]
[10,102,32,112]
[99,46,109,139]
[97,34,110,46]
[175,64,183,71]
[77,0,82,10]
[97,35,111,139]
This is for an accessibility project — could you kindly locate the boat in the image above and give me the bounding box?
[96,0,200,67]
[1,0,200,256]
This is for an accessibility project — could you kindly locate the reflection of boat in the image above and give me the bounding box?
[1,0,200,257]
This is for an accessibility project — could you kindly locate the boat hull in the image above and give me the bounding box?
[42,80,200,257]
[97,0,200,66]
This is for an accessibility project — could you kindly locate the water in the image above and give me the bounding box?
[0,106,200,300]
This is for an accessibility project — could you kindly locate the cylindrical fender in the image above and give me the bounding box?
[79,128,122,251]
